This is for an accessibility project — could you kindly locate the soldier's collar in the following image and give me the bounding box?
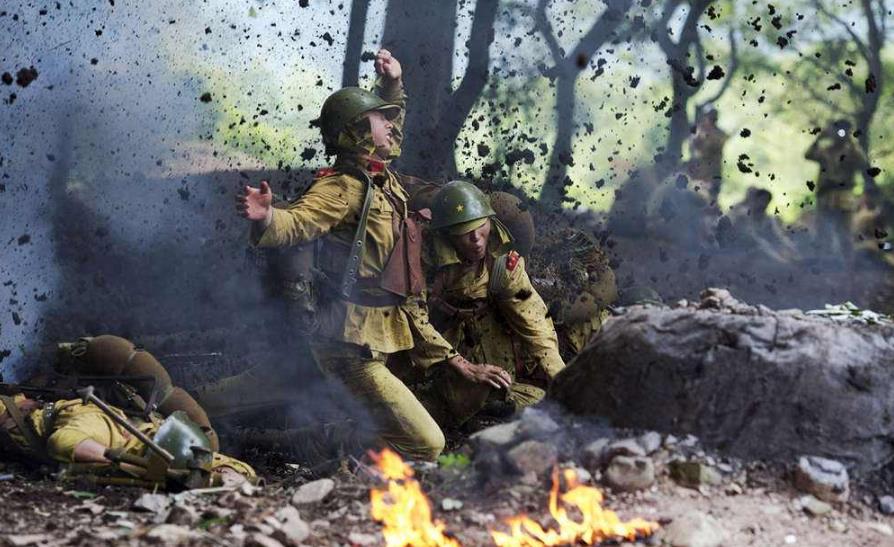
[335,154,390,176]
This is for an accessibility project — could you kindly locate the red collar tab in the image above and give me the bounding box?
[366,159,386,174]
[506,251,521,272]
[315,167,338,178]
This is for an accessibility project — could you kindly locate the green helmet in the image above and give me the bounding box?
[316,87,400,148]
[151,411,212,468]
[430,180,497,234]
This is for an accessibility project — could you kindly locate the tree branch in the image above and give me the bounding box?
[699,28,739,109]
[812,0,872,62]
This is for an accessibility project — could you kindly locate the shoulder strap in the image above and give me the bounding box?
[338,168,375,299]
[488,254,509,296]
[0,395,50,463]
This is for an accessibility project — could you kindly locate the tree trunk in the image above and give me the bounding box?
[341,0,370,87]
[382,0,458,177]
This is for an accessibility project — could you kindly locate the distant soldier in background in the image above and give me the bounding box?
[718,187,798,263]
[805,119,869,258]
[689,107,729,204]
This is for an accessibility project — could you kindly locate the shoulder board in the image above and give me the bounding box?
[506,250,521,272]
[314,167,339,179]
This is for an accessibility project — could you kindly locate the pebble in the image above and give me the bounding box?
[792,455,849,503]
[291,478,335,505]
[605,456,655,492]
[273,506,310,545]
[505,440,558,476]
[879,495,894,515]
[659,510,727,547]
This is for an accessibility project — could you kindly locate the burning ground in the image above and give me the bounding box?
[2,405,894,547]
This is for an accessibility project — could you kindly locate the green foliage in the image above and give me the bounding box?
[437,452,471,470]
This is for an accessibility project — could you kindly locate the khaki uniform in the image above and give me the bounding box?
[805,134,867,256]
[0,395,254,478]
[418,222,565,428]
[690,125,728,201]
[253,80,450,461]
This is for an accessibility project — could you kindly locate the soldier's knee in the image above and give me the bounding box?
[424,428,446,461]
[410,427,445,462]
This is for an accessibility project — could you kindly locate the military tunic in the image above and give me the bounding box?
[418,222,566,427]
[252,79,450,461]
[0,395,255,478]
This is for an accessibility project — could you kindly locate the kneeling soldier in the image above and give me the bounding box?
[417,181,566,427]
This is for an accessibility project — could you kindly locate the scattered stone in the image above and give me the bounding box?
[505,440,557,476]
[145,524,196,544]
[829,520,847,533]
[347,532,379,545]
[604,438,647,461]
[517,407,560,438]
[273,506,310,545]
[798,495,833,517]
[783,534,797,544]
[5,535,53,547]
[245,533,285,547]
[724,483,743,496]
[605,456,654,492]
[659,511,727,547]
[878,495,894,515]
[581,438,610,468]
[166,503,199,526]
[291,478,335,505]
[133,493,170,513]
[637,431,662,454]
[793,456,849,502]
[568,466,592,484]
[862,522,894,536]
[441,498,464,511]
[670,460,722,488]
[470,420,521,448]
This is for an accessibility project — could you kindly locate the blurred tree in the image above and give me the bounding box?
[381,0,500,178]
[535,0,636,205]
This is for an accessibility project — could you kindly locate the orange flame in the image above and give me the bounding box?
[490,468,659,546]
[369,448,461,547]
[368,449,658,547]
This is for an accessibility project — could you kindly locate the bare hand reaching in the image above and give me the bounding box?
[375,48,402,82]
[235,180,274,226]
[448,355,512,390]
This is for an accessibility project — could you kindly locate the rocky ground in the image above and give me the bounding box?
[2,407,893,547]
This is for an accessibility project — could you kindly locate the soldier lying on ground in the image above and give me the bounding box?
[0,391,255,488]
[411,181,566,428]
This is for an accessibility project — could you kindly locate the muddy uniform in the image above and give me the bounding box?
[416,183,565,428]
[805,133,867,256]
[0,394,254,478]
[689,125,728,202]
[253,80,450,461]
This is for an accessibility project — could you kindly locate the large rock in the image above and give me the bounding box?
[550,289,894,472]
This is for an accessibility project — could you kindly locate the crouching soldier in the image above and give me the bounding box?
[415,181,566,428]
[0,390,255,489]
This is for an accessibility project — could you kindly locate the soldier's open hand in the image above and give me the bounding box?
[375,48,402,82]
[449,355,512,390]
[236,180,274,224]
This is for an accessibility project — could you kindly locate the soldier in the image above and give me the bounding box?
[0,391,254,487]
[236,50,476,461]
[689,107,728,203]
[415,181,565,428]
[805,119,869,257]
[718,187,798,262]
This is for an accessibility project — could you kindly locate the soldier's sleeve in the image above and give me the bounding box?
[212,452,257,478]
[253,175,360,248]
[491,253,566,379]
[45,414,116,462]
[401,292,459,369]
[374,76,406,147]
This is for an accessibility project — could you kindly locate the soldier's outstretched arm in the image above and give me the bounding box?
[492,254,566,379]
[243,175,361,248]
